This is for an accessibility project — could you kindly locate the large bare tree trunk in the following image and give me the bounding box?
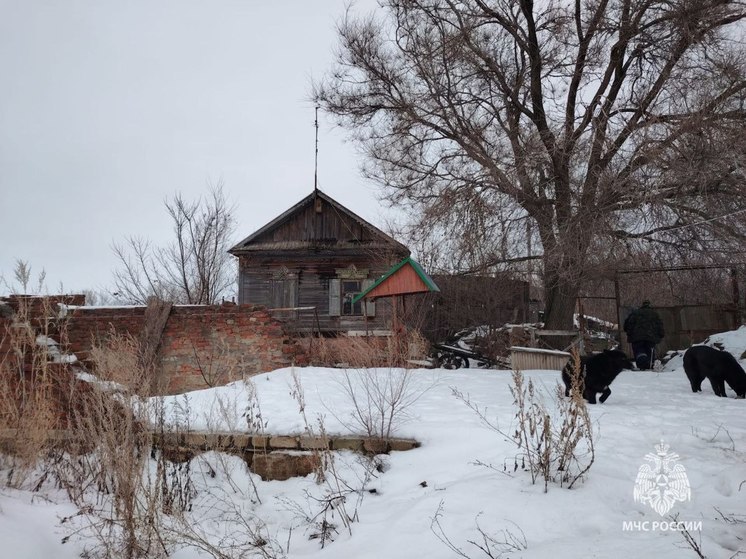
[535,213,589,329]
[318,0,746,332]
[542,278,579,331]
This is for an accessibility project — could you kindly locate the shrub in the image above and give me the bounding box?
[454,357,595,491]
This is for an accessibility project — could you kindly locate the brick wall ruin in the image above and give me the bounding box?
[68,303,308,393]
[2,296,309,395]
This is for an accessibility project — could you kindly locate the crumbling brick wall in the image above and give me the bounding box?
[64,303,308,394]
[1,296,308,396]
[0,309,92,430]
[158,305,307,393]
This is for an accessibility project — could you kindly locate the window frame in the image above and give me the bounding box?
[341,279,363,316]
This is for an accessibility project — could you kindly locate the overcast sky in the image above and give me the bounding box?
[0,0,386,295]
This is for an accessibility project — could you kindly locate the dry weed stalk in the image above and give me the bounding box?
[309,330,428,369]
[164,491,285,559]
[157,381,283,558]
[669,513,708,559]
[508,368,595,490]
[554,350,595,487]
[197,378,265,501]
[190,334,249,388]
[431,500,528,559]
[0,296,72,487]
[453,364,595,492]
[312,331,432,443]
[62,331,170,559]
[331,366,425,442]
[287,368,381,548]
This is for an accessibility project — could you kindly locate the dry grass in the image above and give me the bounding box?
[310,330,432,444]
[288,368,384,549]
[331,367,426,441]
[453,357,595,492]
[0,297,284,558]
[0,297,437,557]
[308,330,429,368]
[64,331,283,559]
[431,500,528,559]
[61,332,169,559]
[508,365,595,490]
[0,297,74,487]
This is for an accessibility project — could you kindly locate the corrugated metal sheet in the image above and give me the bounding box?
[510,347,571,371]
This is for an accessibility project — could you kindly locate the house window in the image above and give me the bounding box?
[342,280,363,316]
[329,276,375,317]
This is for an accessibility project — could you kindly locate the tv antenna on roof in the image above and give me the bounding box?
[314,105,319,193]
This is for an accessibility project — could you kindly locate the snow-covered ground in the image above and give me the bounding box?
[2,331,746,559]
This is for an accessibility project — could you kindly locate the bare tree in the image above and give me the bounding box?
[113,184,236,305]
[316,0,746,329]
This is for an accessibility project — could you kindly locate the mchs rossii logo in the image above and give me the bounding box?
[633,440,691,516]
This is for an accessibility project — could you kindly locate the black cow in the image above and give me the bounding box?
[562,349,633,404]
[683,345,746,398]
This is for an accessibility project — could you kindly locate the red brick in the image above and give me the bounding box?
[1,299,308,398]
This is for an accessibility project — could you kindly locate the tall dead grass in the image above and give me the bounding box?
[0,297,286,558]
[453,353,595,492]
[63,331,281,559]
[308,330,428,368]
[58,331,170,559]
[0,297,71,487]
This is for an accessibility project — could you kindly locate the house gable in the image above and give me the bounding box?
[229,189,409,255]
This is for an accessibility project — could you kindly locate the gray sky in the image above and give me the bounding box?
[0,0,385,294]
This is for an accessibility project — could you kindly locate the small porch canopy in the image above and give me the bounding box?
[352,257,440,303]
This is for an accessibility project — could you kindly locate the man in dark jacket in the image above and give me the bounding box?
[623,300,665,370]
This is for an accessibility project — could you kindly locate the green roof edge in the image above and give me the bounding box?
[352,257,440,304]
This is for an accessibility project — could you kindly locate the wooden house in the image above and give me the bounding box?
[228,189,410,334]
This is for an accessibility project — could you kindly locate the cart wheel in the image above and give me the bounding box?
[440,354,466,369]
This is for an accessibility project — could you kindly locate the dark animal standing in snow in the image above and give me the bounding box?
[562,349,633,404]
[682,345,746,398]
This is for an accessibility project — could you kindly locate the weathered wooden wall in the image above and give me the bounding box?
[251,198,383,245]
[238,255,397,333]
